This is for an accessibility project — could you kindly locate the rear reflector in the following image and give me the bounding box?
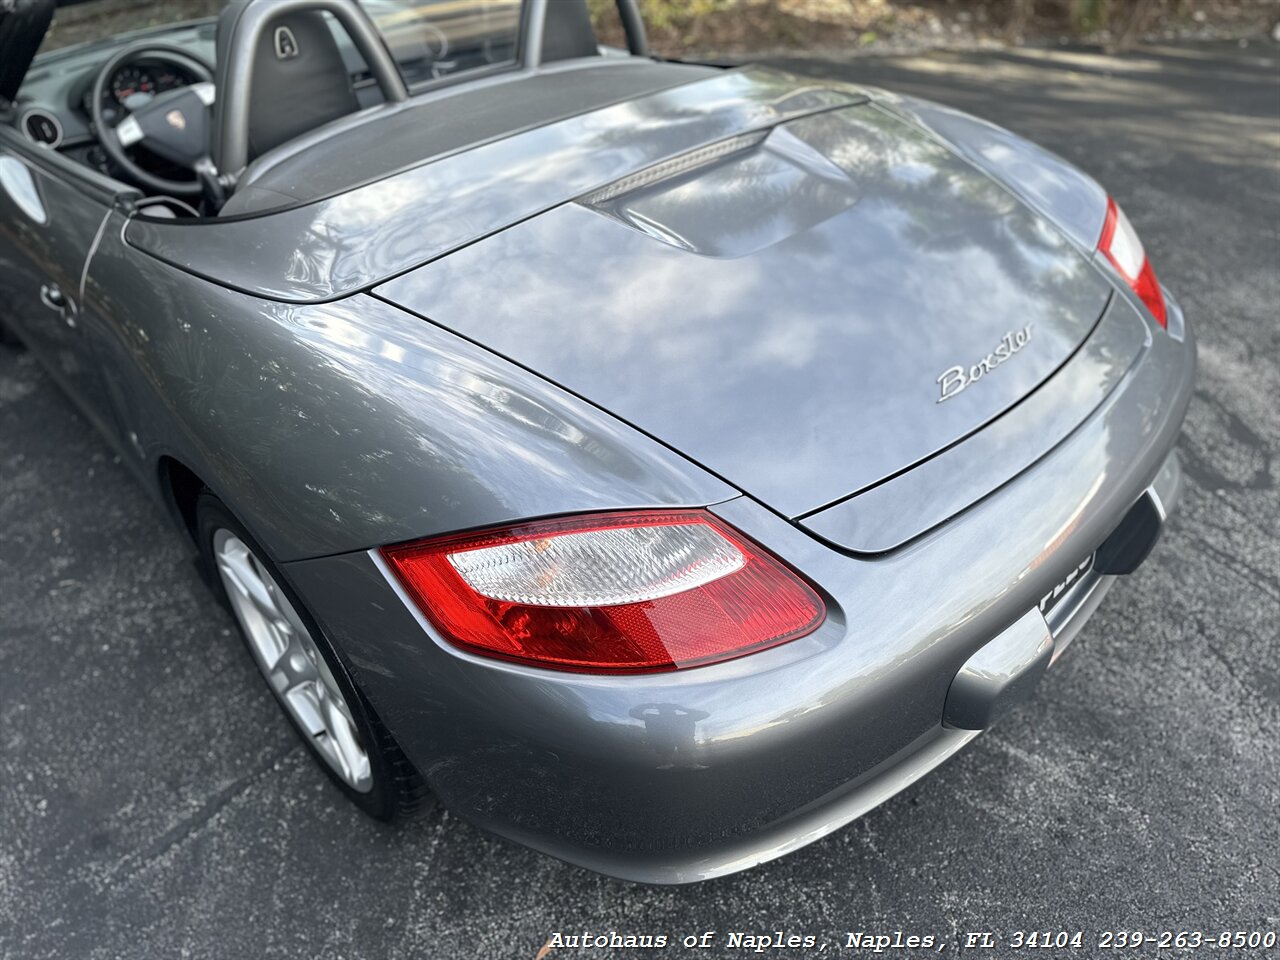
[382,511,825,673]
[1098,197,1167,328]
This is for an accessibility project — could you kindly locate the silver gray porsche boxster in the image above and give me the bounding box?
[0,0,1194,883]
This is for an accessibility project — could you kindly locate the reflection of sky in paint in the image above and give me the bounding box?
[139,66,863,301]
[144,288,730,559]
[380,104,1111,516]
[804,300,1149,552]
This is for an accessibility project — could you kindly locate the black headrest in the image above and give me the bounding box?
[215,2,359,166]
[0,0,54,104]
[541,0,599,63]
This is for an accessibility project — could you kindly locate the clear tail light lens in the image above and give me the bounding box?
[382,511,826,673]
[1098,197,1167,328]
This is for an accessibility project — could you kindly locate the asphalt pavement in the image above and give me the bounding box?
[2,38,1277,960]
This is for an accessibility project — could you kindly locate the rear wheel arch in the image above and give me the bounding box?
[196,491,432,820]
[156,454,206,545]
[154,458,432,818]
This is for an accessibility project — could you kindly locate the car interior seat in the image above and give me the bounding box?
[213,1,360,168]
[541,0,600,63]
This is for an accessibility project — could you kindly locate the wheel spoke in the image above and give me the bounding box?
[216,543,276,617]
[272,587,310,644]
[305,640,353,725]
[323,692,370,785]
[214,528,373,793]
[285,683,326,737]
[271,630,317,690]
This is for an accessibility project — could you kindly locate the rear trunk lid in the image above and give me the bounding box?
[375,103,1112,518]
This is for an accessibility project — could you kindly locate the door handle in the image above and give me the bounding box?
[39,283,65,309]
[39,283,76,328]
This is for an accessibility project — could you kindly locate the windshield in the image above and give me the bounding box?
[361,0,522,85]
[39,0,525,87]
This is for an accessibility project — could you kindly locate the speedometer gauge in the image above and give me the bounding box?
[111,66,154,104]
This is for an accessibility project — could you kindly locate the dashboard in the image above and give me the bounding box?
[8,22,217,152]
[2,20,217,188]
[22,57,203,181]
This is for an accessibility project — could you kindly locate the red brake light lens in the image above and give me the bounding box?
[1098,197,1167,328]
[381,511,826,674]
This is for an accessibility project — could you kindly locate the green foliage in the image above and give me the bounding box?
[586,0,1256,57]
[641,0,737,31]
[588,0,735,34]
[1072,0,1112,33]
[584,0,616,23]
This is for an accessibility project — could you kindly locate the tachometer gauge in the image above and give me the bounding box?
[111,66,154,104]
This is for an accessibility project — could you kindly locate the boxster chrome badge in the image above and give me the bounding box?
[936,324,1034,403]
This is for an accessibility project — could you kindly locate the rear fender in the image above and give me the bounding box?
[870,90,1108,252]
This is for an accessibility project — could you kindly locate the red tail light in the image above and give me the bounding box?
[1098,197,1167,328]
[381,511,826,673]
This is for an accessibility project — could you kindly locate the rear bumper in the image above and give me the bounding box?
[284,294,1194,884]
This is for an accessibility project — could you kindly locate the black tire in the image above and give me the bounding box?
[196,492,432,820]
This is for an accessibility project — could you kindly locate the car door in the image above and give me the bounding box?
[0,131,132,440]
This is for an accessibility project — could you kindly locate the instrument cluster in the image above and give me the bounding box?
[93,62,196,126]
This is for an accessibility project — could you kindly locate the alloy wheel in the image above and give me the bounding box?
[213,529,372,792]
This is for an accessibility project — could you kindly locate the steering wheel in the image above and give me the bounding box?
[91,44,215,198]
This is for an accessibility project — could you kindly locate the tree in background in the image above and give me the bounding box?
[592,0,1261,57]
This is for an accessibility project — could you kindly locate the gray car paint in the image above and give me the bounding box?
[0,146,120,441]
[941,607,1055,731]
[283,293,1192,882]
[222,59,721,215]
[68,229,736,561]
[0,12,1195,883]
[800,290,1148,552]
[124,65,863,301]
[873,88,1111,253]
[374,100,1114,518]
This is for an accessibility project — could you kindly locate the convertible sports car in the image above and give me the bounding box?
[0,0,1194,882]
